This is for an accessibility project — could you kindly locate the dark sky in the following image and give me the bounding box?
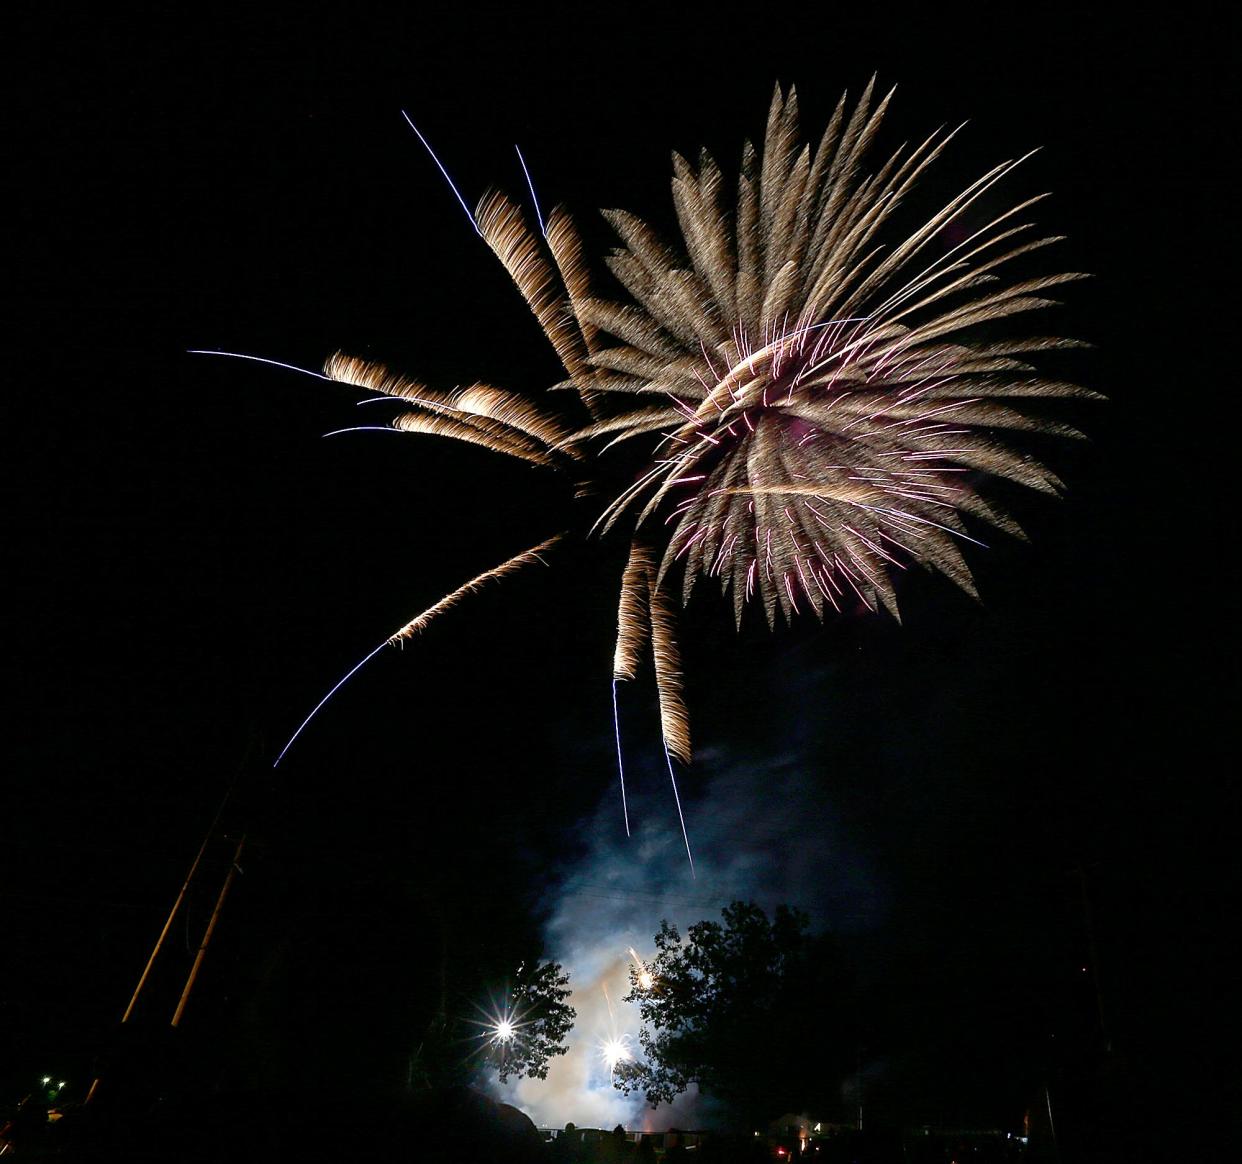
[8,5,1231,1139]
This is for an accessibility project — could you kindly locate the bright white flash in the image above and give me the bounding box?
[601,1037,630,1071]
[493,1018,515,1043]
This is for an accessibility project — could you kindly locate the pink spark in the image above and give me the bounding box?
[783,572,800,614]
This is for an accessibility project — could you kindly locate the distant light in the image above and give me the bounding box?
[58,1081,66,1089]
[41,1076,51,1085]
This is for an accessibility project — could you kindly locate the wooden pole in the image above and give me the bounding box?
[170,835,246,1029]
[1075,863,1112,1053]
[121,833,213,1025]
[84,818,223,1106]
[84,739,250,1104]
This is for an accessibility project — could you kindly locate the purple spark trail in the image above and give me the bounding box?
[514,145,546,238]
[273,640,389,768]
[321,426,406,438]
[400,111,482,237]
[186,350,334,380]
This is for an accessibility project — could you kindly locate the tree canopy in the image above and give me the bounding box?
[616,901,853,1125]
[407,956,575,1089]
[485,959,576,1084]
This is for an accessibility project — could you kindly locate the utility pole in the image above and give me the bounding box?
[1044,1082,1061,1163]
[171,835,246,1028]
[856,1047,863,1131]
[1073,863,1112,1053]
[83,763,242,1105]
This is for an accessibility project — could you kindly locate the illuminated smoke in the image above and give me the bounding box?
[491,710,883,1131]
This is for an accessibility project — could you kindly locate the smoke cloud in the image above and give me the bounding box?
[493,694,884,1132]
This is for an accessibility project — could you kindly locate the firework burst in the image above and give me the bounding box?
[240,81,1092,849]
[629,947,655,992]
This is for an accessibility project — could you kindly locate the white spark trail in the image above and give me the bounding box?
[186,350,333,380]
[273,640,389,768]
[612,679,632,838]
[400,111,483,237]
[321,426,405,437]
[665,748,695,878]
[514,145,547,237]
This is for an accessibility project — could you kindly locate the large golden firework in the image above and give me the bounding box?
[263,81,1093,843]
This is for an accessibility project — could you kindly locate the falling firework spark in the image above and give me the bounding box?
[230,82,1092,860]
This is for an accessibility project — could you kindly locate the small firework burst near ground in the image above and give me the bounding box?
[489,733,883,1129]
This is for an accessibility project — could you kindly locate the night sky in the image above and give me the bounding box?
[8,6,1230,1148]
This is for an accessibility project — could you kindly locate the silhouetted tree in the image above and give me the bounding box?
[483,959,576,1083]
[616,901,852,1125]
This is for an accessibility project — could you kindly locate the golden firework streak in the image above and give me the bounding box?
[388,534,564,643]
[259,82,1093,868]
[273,534,564,766]
[613,542,654,682]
